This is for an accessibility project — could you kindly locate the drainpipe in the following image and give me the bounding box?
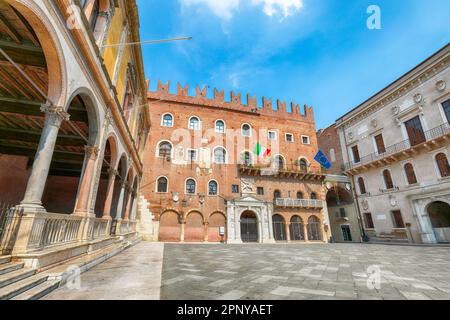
[341,126,367,242]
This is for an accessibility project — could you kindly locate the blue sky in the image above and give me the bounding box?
[136,0,450,129]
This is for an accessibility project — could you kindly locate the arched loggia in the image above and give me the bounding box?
[0,1,65,207]
[109,154,127,220]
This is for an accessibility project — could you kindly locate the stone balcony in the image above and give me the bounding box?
[238,165,326,182]
[344,122,450,174]
[274,198,325,209]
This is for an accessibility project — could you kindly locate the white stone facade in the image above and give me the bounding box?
[336,44,450,244]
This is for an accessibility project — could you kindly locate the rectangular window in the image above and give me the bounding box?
[374,134,386,154]
[364,212,375,229]
[443,99,450,124]
[339,208,347,218]
[301,136,310,145]
[268,131,277,141]
[232,185,239,194]
[257,187,264,195]
[404,116,425,146]
[352,145,361,163]
[285,133,294,143]
[392,210,405,228]
[186,149,197,162]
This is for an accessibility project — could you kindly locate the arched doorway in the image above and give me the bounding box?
[94,136,116,217]
[427,201,450,243]
[159,211,180,242]
[240,210,258,243]
[289,216,304,241]
[109,154,127,220]
[308,216,322,241]
[185,211,204,242]
[272,214,287,241]
[208,212,226,242]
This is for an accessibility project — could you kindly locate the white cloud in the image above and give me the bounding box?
[180,0,240,21]
[251,0,304,18]
[180,0,303,21]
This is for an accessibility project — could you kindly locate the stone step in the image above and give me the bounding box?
[0,274,48,300]
[0,262,24,275]
[0,256,11,265]
[11,280,60,300]
[0,268,36,289]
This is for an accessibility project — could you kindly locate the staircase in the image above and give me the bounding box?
[0,256,59,300]
[138,196,156,241]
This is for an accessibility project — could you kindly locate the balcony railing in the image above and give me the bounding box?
[275,198,325,209]
[28,213,83,250]
[345,122,450,171]
[238,164,326,181]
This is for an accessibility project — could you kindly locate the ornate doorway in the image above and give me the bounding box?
[427,201,450,243]
[240,211,258,243]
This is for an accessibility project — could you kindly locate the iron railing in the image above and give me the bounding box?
[275,198,325,209]
[344,122,450,170]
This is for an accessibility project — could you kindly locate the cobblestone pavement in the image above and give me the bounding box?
[161,243,450,300]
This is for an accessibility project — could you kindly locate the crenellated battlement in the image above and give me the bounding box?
[147,80,315,122]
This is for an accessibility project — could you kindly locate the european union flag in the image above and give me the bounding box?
[314,150,332,170]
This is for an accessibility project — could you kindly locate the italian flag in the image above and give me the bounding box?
[255,143,271,158]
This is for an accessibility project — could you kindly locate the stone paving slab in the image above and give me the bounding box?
[42,242,450,300]
[43,242,164,300]
[160,243,450,300]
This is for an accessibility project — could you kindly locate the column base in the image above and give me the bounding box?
[17,202,46,214]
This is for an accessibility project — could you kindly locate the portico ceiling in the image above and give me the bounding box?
[0,2,91,178]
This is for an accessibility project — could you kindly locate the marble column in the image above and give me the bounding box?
[285,222,291,242]
[123,187,133,221]
[74,146,100,216]
[20,104,70,211]
[303,223,309,242]
[102,168,117,219]
[115,180,127,220]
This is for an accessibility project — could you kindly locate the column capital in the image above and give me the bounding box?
[107,167,118,177]
[85,145,100,160]
[40,102,70,123]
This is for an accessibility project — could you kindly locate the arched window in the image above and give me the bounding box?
[436,153,450,178]
[186,179,196,194]
[189,117,201,131]
[214,147,227,164]
[241,152,252,166]
[157,177,168,193]
[299,158,308,172]
[162,114,173,127]
[242,124,251,137]
[383,170,394,189]
[208,180,218,196]
[358,177,367,194]
[158,141,172,158]
[311,192,317,200]
[274,155,285,170]
[215,120,225,133]
[296,191,304,199]
[404,163,418,185]
[308,216,322,241]
[274,190,282,199]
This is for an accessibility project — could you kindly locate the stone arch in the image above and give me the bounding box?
[308,215,322,241]
[425,200,450,243]
[208,211,227,242]
[185,210,205,242]
[290,215,305,241]
[272,214,287,241]
[240,210,259,242]
[6,0,67,105]
[159,209,181,242]
[326,186,353,207]
[63,87,100,146]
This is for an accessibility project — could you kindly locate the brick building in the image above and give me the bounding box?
[141,81,332,243]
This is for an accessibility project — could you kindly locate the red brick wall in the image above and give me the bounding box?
[143,82,326,242]
[317,124,345,175]
[0,155,30,205]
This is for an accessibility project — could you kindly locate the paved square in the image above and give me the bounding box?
[161,243,450,300]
